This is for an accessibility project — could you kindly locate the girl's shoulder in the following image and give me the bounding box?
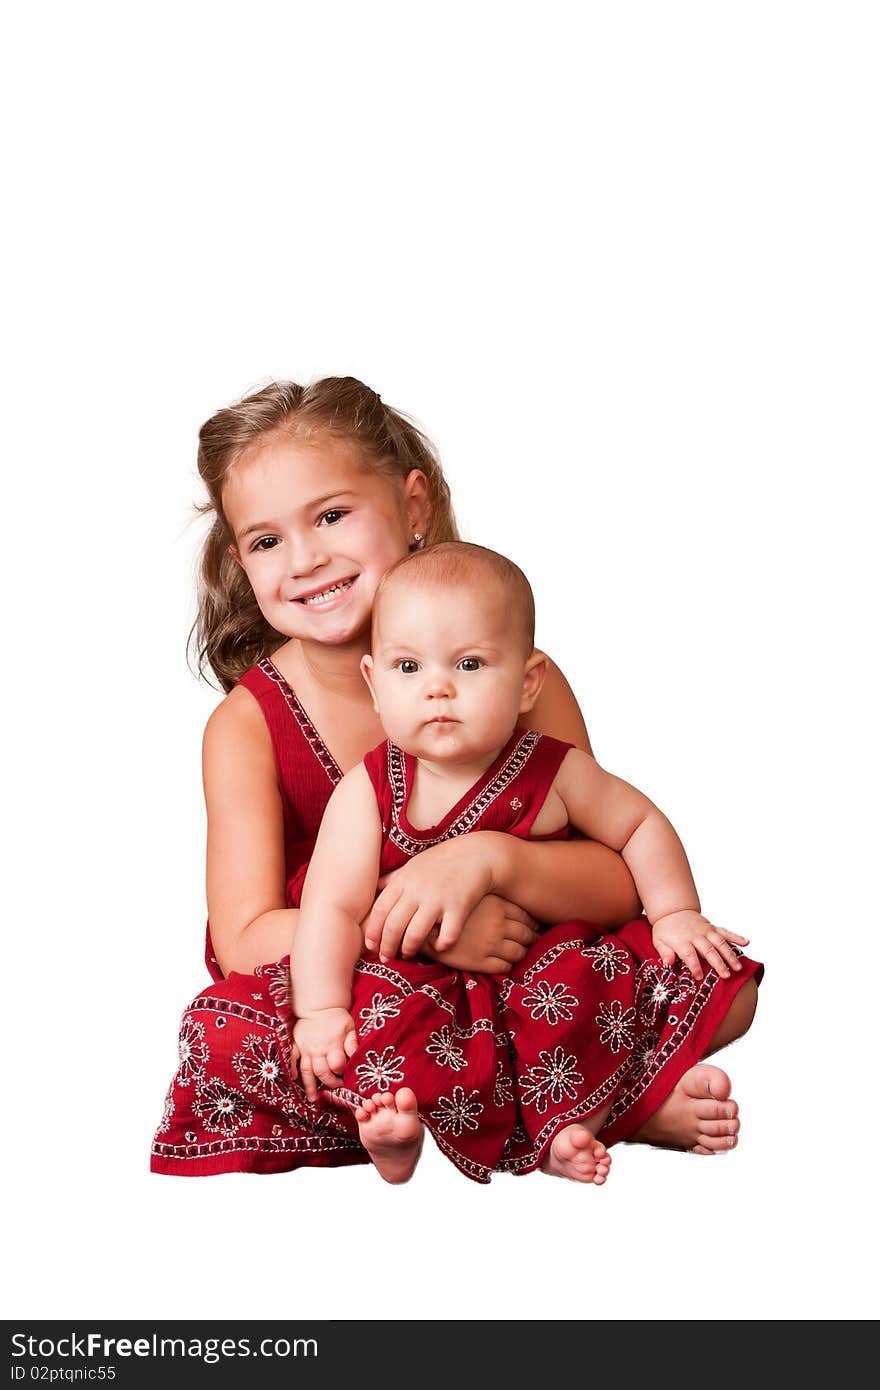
[528,653,593,755]
[203,679,274,770]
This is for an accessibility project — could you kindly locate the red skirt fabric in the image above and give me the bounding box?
[151,920,762,1181]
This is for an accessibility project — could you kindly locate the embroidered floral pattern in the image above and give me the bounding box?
[637,962,679,1022]
[194,1079,253,1135]
[176,1018,208,1087]
[521,979,578,1025]
[431,1086,484,1136]
[630,1033,659,1076]
[584,939,631,982]
[233,1034,289,1101]
[596,1000,636,1054]
[520,1047,585,1113]
[359,993,402,1034]
[354,1046,405,1093]
[426,1024,467,1071]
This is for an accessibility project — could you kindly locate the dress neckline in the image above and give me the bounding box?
[396,728,531,840]
[259,657,343,786]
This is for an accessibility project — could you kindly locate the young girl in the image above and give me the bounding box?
[151,376,758,1177]
[291,543,762,1184]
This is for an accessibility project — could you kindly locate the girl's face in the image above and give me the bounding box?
[224,433,427,649]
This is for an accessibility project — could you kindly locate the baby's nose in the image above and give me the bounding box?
[425,674,454,698]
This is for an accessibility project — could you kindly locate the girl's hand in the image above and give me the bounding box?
[293,1008,358,1102]
[651,910,749,982]
[421,894,538,974]
[363,835,502,961]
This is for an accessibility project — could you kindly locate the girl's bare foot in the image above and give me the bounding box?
[355,1087,424,1184]
[630,1063,740,1154]
[541,1123,611,1184]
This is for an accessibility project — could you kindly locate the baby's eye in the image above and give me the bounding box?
[250,536,280,553]
[396,660,420,674]
[457,657,483,672]
[318,509,347,526]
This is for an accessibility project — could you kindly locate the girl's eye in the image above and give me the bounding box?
[396,660,420,674]
[251,536,279,553]
[457,658,483,672]
[318,509,347,526]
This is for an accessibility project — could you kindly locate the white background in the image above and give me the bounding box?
[4,2,877,1321]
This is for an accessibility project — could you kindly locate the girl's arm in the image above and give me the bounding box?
[203,688,298,976]
[553,747,747,978]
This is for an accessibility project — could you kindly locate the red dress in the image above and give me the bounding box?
[151,658,763,1180]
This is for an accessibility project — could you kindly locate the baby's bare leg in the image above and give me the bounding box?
[540,1101,613,1185]
[355,1088,424,1184]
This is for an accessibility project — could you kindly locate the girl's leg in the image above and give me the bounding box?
[624,978,758,1152]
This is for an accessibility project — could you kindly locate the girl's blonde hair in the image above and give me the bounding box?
[191,377,459,690]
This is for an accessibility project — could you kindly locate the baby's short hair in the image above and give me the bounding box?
[374,541,536,655]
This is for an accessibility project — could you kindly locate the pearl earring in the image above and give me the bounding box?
[412,532,425,549]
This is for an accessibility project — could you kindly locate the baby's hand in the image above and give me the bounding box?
[293,1009,358,1103]
[651,910,749,982]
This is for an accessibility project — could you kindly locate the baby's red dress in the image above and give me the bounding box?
[151,658,762,1180]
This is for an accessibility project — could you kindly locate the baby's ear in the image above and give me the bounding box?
[360,654,380,713]
[519,650,548,714]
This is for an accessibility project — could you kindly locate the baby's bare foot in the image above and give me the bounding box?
[355,1087,423,1184]
[631,1063,740,1154]
[541,1123,611,1185]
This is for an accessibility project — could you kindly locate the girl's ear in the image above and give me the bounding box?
[519,650,549,715]
[403,469,429,540]
[228,543,244,571]
[360,654,380,713]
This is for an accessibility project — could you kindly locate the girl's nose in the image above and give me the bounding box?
[289,534,331,577]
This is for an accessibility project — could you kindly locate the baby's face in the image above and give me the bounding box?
[363,579,536,767]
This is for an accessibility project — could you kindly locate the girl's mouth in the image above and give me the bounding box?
[296,577,357,606]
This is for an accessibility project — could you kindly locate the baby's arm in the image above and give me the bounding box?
[553,749,748,979]
[291,764,383,1100]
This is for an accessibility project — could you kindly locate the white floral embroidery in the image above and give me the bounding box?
[520,979,578,1025]
[194,1078,253,1134]
[355,1046,405,1092]
[176,1018,208,1087]
[584,939,631,981]
[359,993,402,1034]
[520,1047,585,1113]
[431,1086,484,1136]
[596,1000,636,1054]
[426,1025,467,1071]
[233,1034,289,1101]
[631,1033,658,1076]
[639,961,686,1028]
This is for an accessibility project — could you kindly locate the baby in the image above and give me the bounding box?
[290,542,749,1183]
